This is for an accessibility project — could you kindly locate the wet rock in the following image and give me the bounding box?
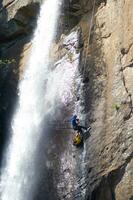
[0,0,133,200]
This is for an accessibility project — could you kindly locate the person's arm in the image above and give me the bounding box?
[76,118,80,125]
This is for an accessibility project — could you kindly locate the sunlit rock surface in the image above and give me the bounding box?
[0,0,133,199]
[0,0,41,41]
[77,0,133,199]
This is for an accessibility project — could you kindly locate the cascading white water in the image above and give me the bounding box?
[0,0,64,199]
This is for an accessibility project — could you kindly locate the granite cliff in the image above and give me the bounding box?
[0,0,133,199]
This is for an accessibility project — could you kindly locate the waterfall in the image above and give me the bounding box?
[0,0,63,199]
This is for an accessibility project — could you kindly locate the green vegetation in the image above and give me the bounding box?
[14,19,26,27]
[0,59,16,67]
[112,103,120,111]
[67,52,73,62]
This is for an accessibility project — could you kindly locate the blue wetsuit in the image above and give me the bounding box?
[71,115,78,129]
[70,115,87,133]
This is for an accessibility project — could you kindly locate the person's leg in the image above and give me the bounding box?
[78,125,87,131]
[73,126,78,131]
[77,126,83,135]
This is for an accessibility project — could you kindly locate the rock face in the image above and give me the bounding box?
[0,0,41,42]
[0,0,133,200]
[83,1,133,199]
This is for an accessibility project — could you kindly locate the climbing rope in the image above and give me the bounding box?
[67,0,71,31]
[82,0,96,78]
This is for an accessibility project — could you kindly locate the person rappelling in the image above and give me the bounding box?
[70,115,91,146]
[70,115,89,134]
